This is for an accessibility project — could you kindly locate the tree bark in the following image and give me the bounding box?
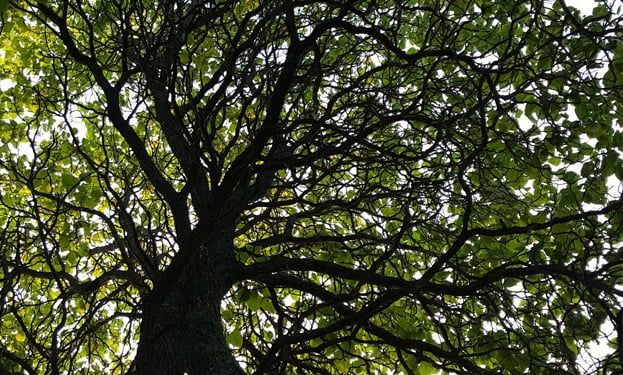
[135,299,243,375]
[133,222,244,375]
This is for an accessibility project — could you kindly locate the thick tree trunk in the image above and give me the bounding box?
[133,223,244,375]
[135,299,243,375]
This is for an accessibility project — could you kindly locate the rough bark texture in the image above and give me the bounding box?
[136,299,243,375]
[134,221,243,375]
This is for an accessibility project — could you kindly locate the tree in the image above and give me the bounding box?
[1,0,623,373]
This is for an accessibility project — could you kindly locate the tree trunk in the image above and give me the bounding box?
[133,223,244,375]
[135,299,243,375]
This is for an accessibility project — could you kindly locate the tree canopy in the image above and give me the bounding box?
[1,0,623,374]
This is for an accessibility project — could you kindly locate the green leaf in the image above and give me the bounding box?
[227,330,243,348]
[245,290,262,311]
[574,104,589,121]
[61,172,80,187]
[416,361,437,375]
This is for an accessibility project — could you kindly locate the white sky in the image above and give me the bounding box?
[571,0,599,14]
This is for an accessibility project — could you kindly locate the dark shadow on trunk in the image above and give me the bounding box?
[134,224,244,375]
[135,298,243,375]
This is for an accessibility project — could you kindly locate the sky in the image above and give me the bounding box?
[571,0,599,14]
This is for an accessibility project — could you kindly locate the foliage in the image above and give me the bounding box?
[1,0,623,374]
